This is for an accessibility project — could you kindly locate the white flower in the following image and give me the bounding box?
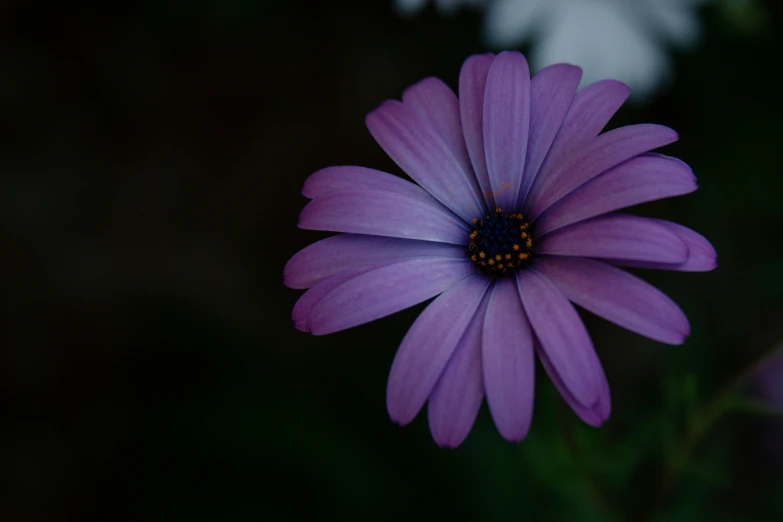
[395,0,711,101]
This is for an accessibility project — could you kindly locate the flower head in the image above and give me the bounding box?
[284,51,716,447]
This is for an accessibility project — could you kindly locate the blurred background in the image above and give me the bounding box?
[1,0,782,520]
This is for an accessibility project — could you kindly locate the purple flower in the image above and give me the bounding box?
[284,51,716,448]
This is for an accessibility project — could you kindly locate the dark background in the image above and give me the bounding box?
[2,1,782,521]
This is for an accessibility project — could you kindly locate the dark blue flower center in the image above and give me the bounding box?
[468,208,534,276]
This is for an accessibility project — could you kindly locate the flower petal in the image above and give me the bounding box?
[536,340,611,427]
[535,256,690,345]
[482,277,536,442]
[308,258,477,335]
[609,220,717,272]
[535,153,697,235]
[483,51,531,210]
[298,190,468,244]
[517,269,601,408]
[536,213,688,264]
[302,166,441,207]
[459,53,496,206]
[532,79,631,201]
[387,274,491,426]
[518,63,582,205]
[284,234,466,289]
[366,100,485,221]
[427,290,490,449]
[528,124,679,218]
[292,265,383,332]
[402,78,482,207]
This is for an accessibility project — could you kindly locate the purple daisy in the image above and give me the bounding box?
[284,51,717,448]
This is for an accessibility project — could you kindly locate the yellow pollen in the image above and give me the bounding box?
[467,208,534,275]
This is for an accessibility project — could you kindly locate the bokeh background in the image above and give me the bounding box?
[2,1,782,520]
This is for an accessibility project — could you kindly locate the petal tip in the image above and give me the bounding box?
[296,202,314,230]
[387,395,416,428]
[605,79,632,97]
[585,403,611,427]
[282,260,302,289]
[494,49,529,69]
[499,431,529,444]
[586,417,608,428]
[293,319,309,333]
[666,327,690,346]
[365,99,400,129]
[388,410,411,428]
[432,435,463,450]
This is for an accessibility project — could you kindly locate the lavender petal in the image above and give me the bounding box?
[517,269,601,408]
[366,100,485,222]
[387,274,491,426]
[298,189,468,244]
[518,63,582,205]
[608,220,717,272]
[482,278,536,442]
[536,213,688,264]
[427,291,490,448]
[459,53,496,207]
[536,340,611,427]
[535,256,690,345]
[292,265,383,332]
[535,153,697,235]
[528,124,679,219]
[483,51,531,210]
[402,78,483,209]
[302,166,443,208]
[284,234,466,289]
[308,258,477,335]
[531,79,631,207]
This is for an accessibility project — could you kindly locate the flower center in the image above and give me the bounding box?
[468,208,534,276]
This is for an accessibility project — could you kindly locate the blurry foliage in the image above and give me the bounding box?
[719,0,771,36]
[1,0,783,521]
